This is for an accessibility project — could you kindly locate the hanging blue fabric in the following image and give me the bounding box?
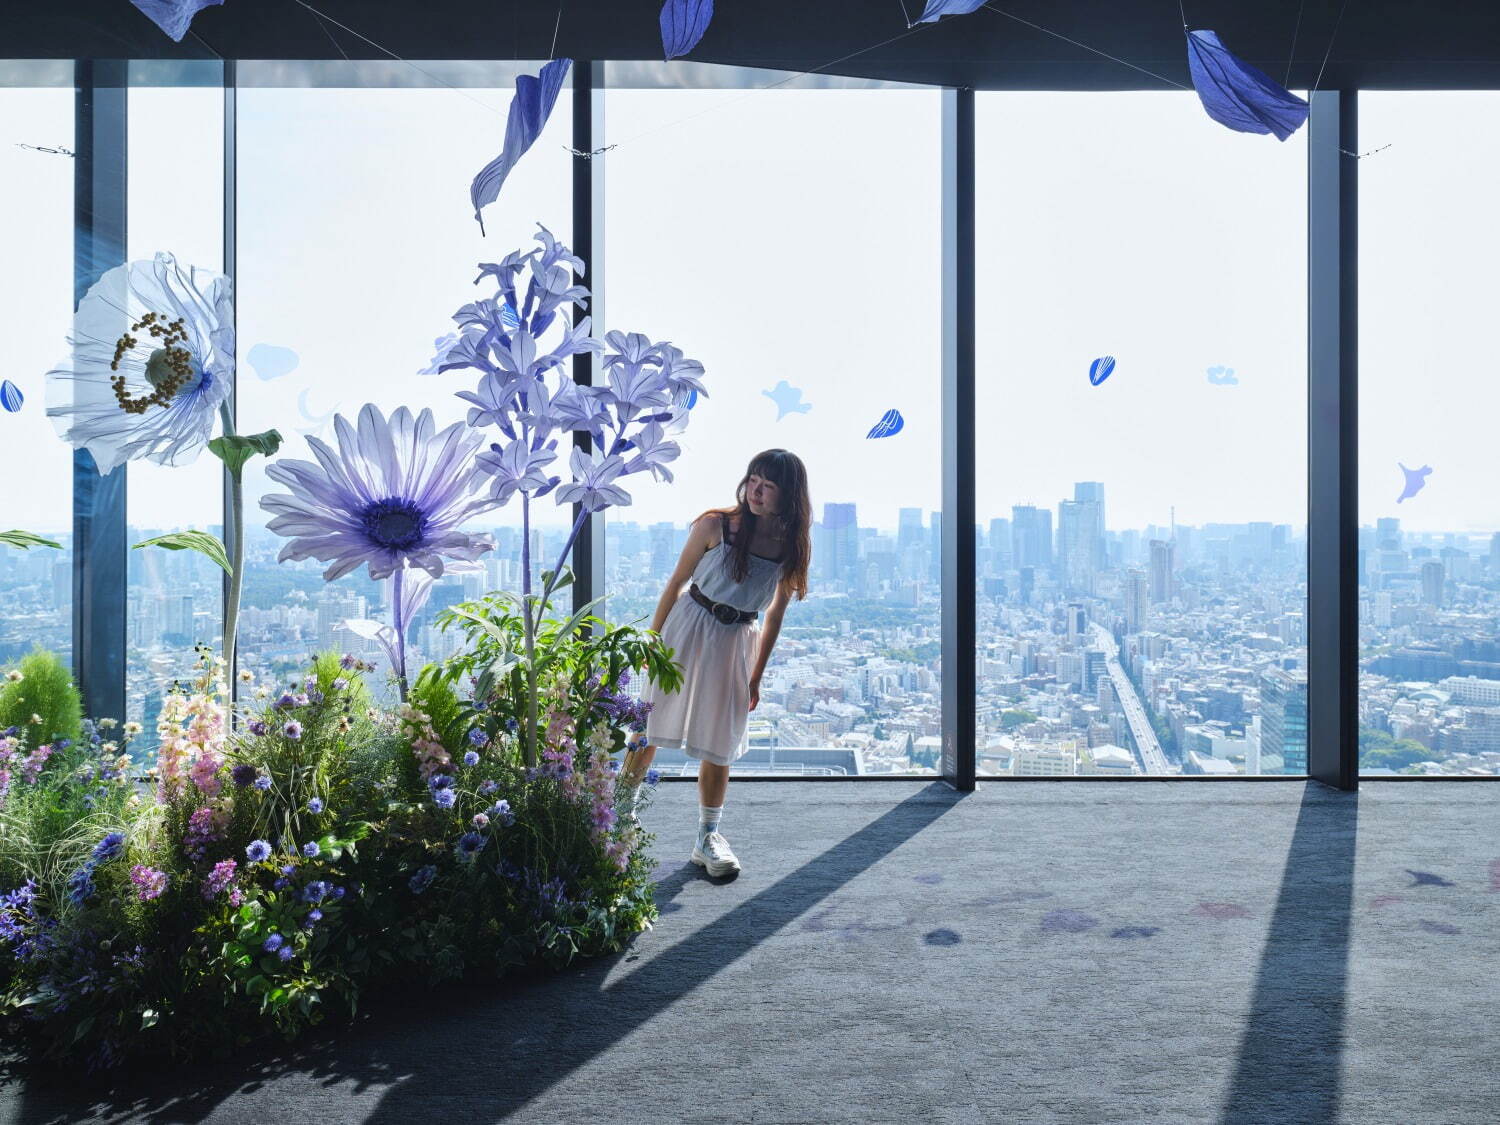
[1186,29,1308,141]
[471,58,573,234]
[661,0,715,59]
[129,0,225,42]
[917,0,987,22]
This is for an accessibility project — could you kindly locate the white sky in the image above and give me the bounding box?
[1,81,1496,541]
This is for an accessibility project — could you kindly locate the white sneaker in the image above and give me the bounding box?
[691,830,741,876]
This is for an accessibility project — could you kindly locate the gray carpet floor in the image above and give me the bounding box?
[2,779,1497,1124]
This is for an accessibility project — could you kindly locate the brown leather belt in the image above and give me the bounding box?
[689,583,756,625]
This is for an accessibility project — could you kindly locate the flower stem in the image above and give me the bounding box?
[218,403,244,685]
[392,567,411,703]
[522,493,537,769]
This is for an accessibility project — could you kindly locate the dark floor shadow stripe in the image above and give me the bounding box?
[1219,782,1358,1125]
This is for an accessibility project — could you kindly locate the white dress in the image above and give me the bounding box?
[643,519,784,767]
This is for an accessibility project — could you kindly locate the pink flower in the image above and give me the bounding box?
[130,865,169,901]
[200,858,238,900]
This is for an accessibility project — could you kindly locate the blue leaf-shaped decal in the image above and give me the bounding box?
[1186,29,1309,141]
[129,0,224,42]
[0,380,22,413]
[500,303,521,329]
[686,388,698,410]
[471,58,572,234]
[916,0,986,23]
[866,409,905,439]
[762,380,811,421]
[660,0,715,60]
[247,343,301,382]
[1088,356,1115,386]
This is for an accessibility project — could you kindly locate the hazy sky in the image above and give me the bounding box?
[2,79,1496,541]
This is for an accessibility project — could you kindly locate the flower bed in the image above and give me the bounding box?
[0,630,669,1071]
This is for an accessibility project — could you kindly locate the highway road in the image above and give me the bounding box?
[1091,624,1171,776]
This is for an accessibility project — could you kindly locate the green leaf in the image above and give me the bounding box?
[209,428,284,475]
[140,1008,160,1030]
[0,529,62,550]
[134,530,231,573]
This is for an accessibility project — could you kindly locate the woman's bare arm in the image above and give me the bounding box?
[649,514,720,634]
[748,578,793,710]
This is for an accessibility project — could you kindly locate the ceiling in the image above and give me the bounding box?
[13,0,1500,89]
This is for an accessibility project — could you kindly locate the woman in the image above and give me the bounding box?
[621,448,812,876]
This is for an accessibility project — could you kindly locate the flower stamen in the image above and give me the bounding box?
[110,312,195,415]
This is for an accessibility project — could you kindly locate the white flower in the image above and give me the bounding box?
[5,670,22,683]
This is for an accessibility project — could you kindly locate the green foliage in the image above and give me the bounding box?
[133,530,232,574]
[999,708,1038,732]
[0,650,83,744]
[208,428,283,475]
[0,530,62,550]
[1358,727,1433,770]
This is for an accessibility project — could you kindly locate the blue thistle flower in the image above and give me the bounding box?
[245,840,272,863]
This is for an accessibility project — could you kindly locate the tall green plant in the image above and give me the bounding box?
[0,649,84,744]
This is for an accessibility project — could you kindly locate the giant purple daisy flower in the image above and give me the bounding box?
[45,252,233,474]
[261,404,497,581]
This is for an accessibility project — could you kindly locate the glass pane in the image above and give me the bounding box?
[125,75,225,748]
[0,83,75,668]
[603,70,943,777]
[976,92,1308,778]
[1359,93,1500,778]
[236,63,570,706]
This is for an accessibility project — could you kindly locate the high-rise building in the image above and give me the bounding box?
[1073,482,1107,570]
[823,503,859,589]
[928,511,942,582]
[1148,540,1175,604]
[1376,517,1402,550]
[898,508,925,552]
[1058,496,1102,594]
[1421,559,1445,607]
[1124,568,1148,632]
[1011,505,1053,570]
[1083,649,1109,695]
[1490,532,1500,577]
[1260,668,1308,775]
[988,518,1012,570]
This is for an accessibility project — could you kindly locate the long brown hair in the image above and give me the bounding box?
[702,448,812,600]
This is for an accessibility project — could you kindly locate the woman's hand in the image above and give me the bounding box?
[748,676,762,711]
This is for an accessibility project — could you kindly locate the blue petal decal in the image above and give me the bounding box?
[686,388,698,410]
[1187,29,1309,141]
[917,0,986,23]
[1088,356,1115,386]
[247,343,301,382]
[762,380,811,421]
[866,409,905,439]
[500,303,521,329]
[1206,364,1238,386]
[0,380,23,413]
[1396,464,1432,504]
[660,0,715,60]
[129,0,224,42]
[471,58,572,234]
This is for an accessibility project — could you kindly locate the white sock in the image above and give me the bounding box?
[697,804,723,847]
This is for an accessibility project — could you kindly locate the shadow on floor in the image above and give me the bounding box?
[1220,782,1359,1124]
[6,781,964,1123]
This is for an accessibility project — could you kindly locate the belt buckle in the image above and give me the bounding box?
[712,601,738,625]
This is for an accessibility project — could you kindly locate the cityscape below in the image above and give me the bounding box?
[2,481,1496,779]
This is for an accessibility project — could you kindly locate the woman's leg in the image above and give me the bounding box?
[698,760,729,809]
[621,742,658,784]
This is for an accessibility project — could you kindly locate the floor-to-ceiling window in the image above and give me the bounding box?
[1359,93,1500,778]
[975,92,1308,778]
[235,62,570,705]
[602,65,944,777]
[0,66,76,670]
[125,63,225,743]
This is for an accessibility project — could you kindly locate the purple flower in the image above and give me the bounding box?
[457,831,485,859]
[478,779,499,794]
[278,944,295,962]
[429,774,454,790]
[304,908,323,926]
[260,404,498,582]
[44,253,233,474]
[340,653,357,669]
[302,841,320,858]
[283,721,303,740]
[301,881,329,903]
[409,865,437,895]
[553,450,631,513]
[91,832,126,862]
[433,788,457,810]
[253,774,272,791]
[247,720,269,737]
[463,750,480,767]
[467,728,488,747]
[274,692,297,710]
[307,797,324,814]
[332,678,348,692]
[245,839,272,862]
[262,932,284,952]
[645,768,661,786]
[231,763,258,787]
[273,877,290,891]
